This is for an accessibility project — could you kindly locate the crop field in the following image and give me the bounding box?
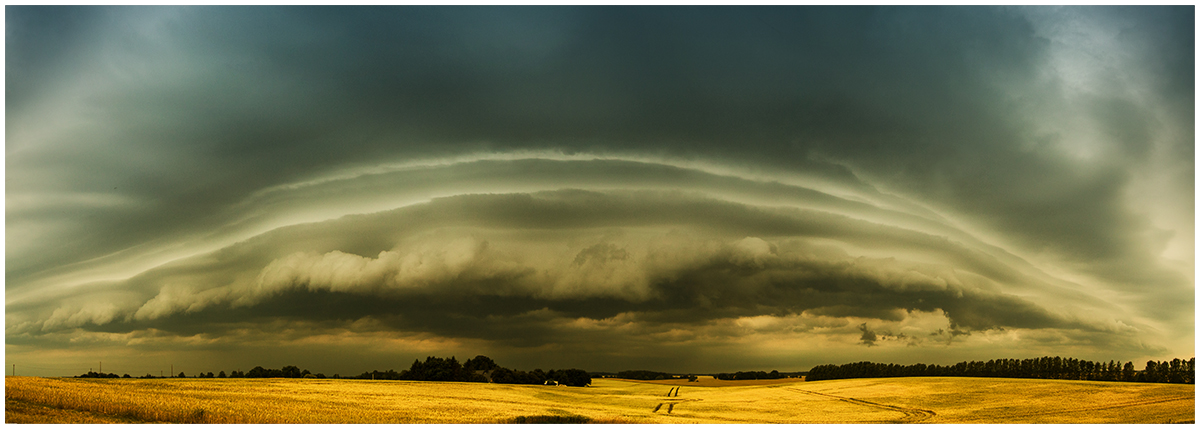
[5,375,1194,423]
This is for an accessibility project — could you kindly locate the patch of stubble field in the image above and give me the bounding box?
[5,375,1193,423]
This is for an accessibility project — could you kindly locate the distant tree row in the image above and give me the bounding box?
[544,369,592,387]
[247,365,325,379]
[72,355,593,387]
[715,370,787,381]
[807,356,1195,384]
[1142,359,1195,384]
[386,356,487,382]
[483,367,590,387]
[490,367,549,384]
[354,355,592,387]
[616,370,686,380]
[80,367,332,380]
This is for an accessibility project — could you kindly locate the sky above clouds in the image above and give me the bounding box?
[6,6,1194,377]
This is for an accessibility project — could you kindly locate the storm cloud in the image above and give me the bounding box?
[6,6,1192,376]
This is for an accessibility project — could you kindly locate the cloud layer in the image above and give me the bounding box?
[6,6,1192,376]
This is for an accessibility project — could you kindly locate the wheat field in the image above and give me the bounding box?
[5,375,1194,423]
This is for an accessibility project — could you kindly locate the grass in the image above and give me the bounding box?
[5,375,1194,423]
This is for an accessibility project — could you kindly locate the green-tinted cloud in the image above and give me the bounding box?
[7,6,1191,375]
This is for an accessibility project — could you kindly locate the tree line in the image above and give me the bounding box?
[488,366,590,387]
[615,370,695,381]
[81,355,593,387]
[714,370,791,380]
[806,356,1196,384]
[353,356,487,382]
[354,355,592,387]
[76,354,595,385]
[78,367,331,380]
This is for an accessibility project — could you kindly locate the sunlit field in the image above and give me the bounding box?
[5,376,1193,423]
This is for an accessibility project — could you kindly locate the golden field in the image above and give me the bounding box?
[5,375,1194,423]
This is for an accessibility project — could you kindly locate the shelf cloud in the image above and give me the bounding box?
[6,6,1192,376]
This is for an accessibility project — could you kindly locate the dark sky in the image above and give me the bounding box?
[6,6,1194,377]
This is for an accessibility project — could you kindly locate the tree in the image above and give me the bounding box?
[1168,359,1184,384]
[218,371,227,378]
[554,369,592,387]
[490,367,516,384]
[488,367,548,385]
[464,355,499,372]
[1122,362,1136,381]
[178,372,186,378]
[400,356,484,382]
[1145,361,1160,383]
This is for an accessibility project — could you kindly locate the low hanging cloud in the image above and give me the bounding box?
[253,238,502,301]
[9,189,1156,368]
[6,7,1191,375]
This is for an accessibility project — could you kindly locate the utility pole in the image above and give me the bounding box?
[11,364,14,376]
[100,361,102,373]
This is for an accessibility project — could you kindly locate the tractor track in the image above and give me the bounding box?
[649,386,703,414]
[785,388,937,423]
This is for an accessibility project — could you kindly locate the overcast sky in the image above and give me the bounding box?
[6,6,1194,377]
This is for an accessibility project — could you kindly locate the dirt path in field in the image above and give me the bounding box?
[785,387,937,423]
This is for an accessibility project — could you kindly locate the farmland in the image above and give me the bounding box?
[5,375,1194,423]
